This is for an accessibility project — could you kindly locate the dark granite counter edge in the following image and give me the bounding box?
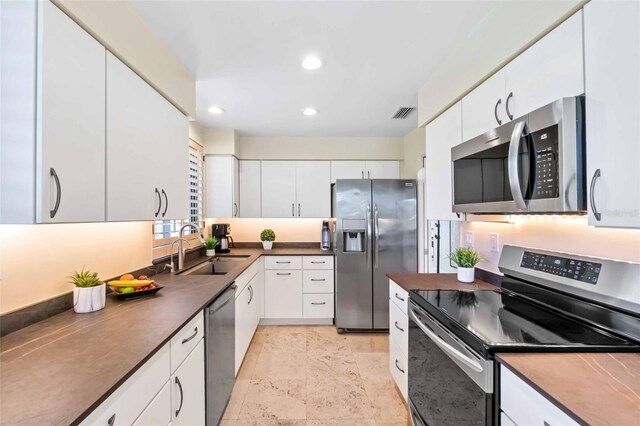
[495,355,589,426]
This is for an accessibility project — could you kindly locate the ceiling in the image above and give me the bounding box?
[130,1,500,137]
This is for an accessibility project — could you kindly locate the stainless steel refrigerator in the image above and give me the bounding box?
[334,179,418,331]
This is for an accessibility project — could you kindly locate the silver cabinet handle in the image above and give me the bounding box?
[233,202,238,217]
[395,359,405,374]
[311,261,326,264]
[276,272,291,276]
[505,92,514,120]
[508,120,528,211]
[181,326,198,344]
[366,203,372,268]
[544,422,551,426]
[373,204,380,268]
[395,293,405,302]
[276,261,291,264]
[361,171,364,178]
[367,171,370,179]
[248,285,253,304]
[310,278,326,282]
[494,98,502,125]
[292,203,295,217]
[161,189,168,217]
[589,169,602,221]
[175,376,184,417]
[107,413,116,426]
[298,203,301,217]
[154,188,161,217]
[394,321,405,332]
[50,168,61,218]
[311,302,326,305]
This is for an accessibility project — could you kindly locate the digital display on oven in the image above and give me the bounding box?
[520,251,601,284]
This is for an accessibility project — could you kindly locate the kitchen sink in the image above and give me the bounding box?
[181,260,236,276]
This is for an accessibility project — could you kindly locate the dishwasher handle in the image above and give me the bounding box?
[208,283,237,314]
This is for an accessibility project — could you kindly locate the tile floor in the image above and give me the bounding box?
[221,325,409,426]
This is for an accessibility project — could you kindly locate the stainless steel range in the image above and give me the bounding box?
[408,245,640,425]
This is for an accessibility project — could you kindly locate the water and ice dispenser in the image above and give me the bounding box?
[341,219,365,252]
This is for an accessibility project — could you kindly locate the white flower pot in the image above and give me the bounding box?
[457,267,475,283]
[73,283,106,314]
[262,241,273,250]
[206,249,216,256]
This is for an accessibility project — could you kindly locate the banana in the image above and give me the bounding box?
[108,280,153,287]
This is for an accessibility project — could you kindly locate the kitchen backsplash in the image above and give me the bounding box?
[206,218,326,242]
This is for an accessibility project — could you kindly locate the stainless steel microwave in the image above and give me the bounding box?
[451,96,586,214]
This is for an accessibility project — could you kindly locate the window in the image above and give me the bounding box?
[152,140,205,259]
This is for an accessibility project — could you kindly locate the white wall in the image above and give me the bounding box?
[237,136,403,160]
[461,216,640,274]
[53,0,195,116]
[204,128,238,155]
[402,127,425,179]
[418,0,585,126]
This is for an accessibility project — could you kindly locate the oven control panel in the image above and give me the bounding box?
[520,251,601,284]
[530,125,559,200]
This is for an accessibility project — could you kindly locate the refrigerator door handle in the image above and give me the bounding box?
[366,203,372,268]
[373,204,380,268]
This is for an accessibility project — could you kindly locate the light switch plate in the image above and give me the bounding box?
[464,231,474,248]
[490,233,499,252]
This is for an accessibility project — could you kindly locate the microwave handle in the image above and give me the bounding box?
[508,120,528,211]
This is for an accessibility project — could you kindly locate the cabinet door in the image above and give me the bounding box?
[37,0,106,223]
[504,11,584,119]
[132,382,171,426]
[233,157,240,217]
[425,102,462,221]
[264,270,303,318]
[205,155,234,218]
[106,52,160,221]
[156,109,188,220]
[365,161,400,179]
[235,284,252,374]
[461,70,506,141]
[261,161,297,217]
[172,340,205,426]
[584,1,640,228]
[295,161,331,217]
[330,161,366,182]
[239,160,261,217]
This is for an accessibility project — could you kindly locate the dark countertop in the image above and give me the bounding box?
[387,272,497,292]
[0,247,333,425]
[497,352,640,426]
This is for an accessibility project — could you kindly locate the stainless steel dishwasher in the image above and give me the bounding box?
[205,283,236,425]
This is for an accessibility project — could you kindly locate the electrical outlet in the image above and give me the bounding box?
[490,233,500,252]
[464,231,474,248]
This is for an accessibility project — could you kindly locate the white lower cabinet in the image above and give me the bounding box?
[133,382,171,426]
[235,264,263,375]
[171,339,205,426]
[303,293,334,318]
[500,365,578,426]
[389,336,408,401]
[264,270,303,318]
[388,279,408,402]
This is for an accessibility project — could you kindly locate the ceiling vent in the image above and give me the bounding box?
[392,107,415,119]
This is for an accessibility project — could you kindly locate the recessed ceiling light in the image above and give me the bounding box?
[208,105,225,114]
[302,107,319,116]
[301,55,323,70]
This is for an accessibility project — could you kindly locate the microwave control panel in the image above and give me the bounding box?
[530,125,559,199]
[520,251,601,284]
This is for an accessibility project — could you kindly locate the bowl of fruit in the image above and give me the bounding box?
[108,274,163,300]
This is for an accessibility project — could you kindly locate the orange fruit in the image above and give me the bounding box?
[119,273,134,281]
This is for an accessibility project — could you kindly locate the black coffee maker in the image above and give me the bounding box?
[211,223,234,253]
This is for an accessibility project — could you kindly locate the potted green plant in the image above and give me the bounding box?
[205,236,219,256]
[260,228,276,250]
[449,247,482,283]
[69,268,105,313]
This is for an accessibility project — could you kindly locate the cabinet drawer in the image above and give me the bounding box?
[389,280,408,315]
[303,293,334,319]
[302,256,334,270]
[264,256,302,270]
[389,338,408,401]
[81,344,170,425]
[500,365,579,426]
[170,312,204,373]
[303,270,334,293]
[389,300,408,357]
[133,381,171,426]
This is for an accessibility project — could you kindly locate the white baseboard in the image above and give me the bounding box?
[259,318,334,326]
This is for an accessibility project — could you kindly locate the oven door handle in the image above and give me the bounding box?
[409,307,484,373]
[508,120,528,211]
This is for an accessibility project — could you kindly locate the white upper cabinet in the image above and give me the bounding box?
[504,10,584,119]
[461,11,583,142]
[295,161,331,217]
[261,161,331,217]
[206,156,239,218]
[330,161,367,182]
[239,160,262,217]
[106,52,188,221]
[584,0,640,228]
[365,161,400,179]
[261,161,297,217]
[425,101,462,221]
[461,70,506,141]
[330,161,400,182]
[1,0,106,223]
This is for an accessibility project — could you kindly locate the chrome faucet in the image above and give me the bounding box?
[167,238,190,274]
[178,222,205,271]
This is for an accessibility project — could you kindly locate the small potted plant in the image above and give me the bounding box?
[449,247,482,283]
[205,236,219,256]
[260,228,276,250]
[69,268,105,313]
